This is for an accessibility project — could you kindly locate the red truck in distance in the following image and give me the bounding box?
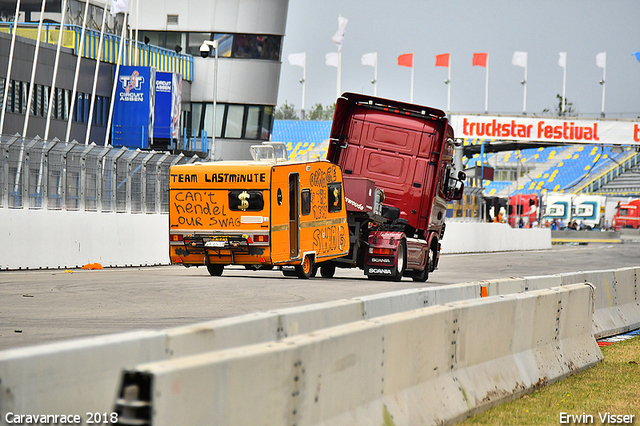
[612,199,640,230]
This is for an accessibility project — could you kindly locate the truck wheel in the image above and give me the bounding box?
[320,264,336,278]
[295,256,315,279]
[391,240,406,282]
[412,248,432,282]
[206,264,224,276]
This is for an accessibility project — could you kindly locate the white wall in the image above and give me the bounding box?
[0,211,549,270]
[441,222,552,254]
[0,210,169,270]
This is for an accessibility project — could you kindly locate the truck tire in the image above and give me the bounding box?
[295,256,315,279]
[206,264,224,276]
[412,248,433,282]
[320,264,336,278]
[391,240,406,282]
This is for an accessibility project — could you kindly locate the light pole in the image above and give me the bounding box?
[200,40,219,160]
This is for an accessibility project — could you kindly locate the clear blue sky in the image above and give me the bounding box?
[277,0,640,118]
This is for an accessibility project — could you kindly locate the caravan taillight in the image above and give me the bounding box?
[254,235,269,243]
[170,234,184,242]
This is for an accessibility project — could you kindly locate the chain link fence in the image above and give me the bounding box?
[1,134,199,213]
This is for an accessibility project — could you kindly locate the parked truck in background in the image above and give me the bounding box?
[542,194,574,226]
[507,194,538,227]
[572,194,606,229]
[612,198,640,230]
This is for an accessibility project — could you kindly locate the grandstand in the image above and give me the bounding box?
[271,120,331,161]
[271,119,639,199]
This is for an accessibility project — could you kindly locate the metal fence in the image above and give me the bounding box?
[1,134,199,213]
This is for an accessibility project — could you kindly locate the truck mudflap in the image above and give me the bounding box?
[364,231,406,281]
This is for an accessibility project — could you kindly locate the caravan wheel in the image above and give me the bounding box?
[295,256,315,279]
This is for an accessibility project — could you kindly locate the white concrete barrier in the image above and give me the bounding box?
[1,268,637,422]
[0,210,552,270]
[114,284,600,426]
[0,331,166,418]
[0,209,169,269]
[589,268,640,338]
[480,277,526,296]
[441,222,552,254]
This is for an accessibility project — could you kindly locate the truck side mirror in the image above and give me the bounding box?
[450,180,464,200]
[458,171,466,181]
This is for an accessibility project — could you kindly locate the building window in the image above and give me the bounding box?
[192,103,274,141]
[245,106,261,139]
[224,105,244,138]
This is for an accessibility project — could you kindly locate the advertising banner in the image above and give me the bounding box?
[112,66,156,149]
[154,72,182,141]
[450,115,640,146]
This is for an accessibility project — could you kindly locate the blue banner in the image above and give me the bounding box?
[154,71,182,141]
[112,66,155,149]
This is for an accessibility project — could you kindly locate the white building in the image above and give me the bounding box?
[0,0,289,159]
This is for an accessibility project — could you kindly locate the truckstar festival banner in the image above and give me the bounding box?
[449,115,640,146]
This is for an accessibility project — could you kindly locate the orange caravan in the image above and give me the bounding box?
[169,143,349,278]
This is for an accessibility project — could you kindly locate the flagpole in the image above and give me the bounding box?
[561,52,567,114]
[373,52,378,97]
[410,57,414,103]
[522,59,528,115]
[0,0,21,136]
[336,48,342,100]
[134,0,139,65]
[66,0,91,142]
[600,59,606,118]
[105,9,130,146]
[84,0,109,146]
[44,0,69,140]
[447,61,451,113]
[22,0,48,138]
[484,53,489,114]
[301,52,306,120]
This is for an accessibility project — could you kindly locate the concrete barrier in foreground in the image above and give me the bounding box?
[114,284,602,426]
[1,268,637,422]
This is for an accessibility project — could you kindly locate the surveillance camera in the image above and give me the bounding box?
[200,43,210,58]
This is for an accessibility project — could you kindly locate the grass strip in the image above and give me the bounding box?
[459,336,640,425]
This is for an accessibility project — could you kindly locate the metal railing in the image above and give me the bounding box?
[1,134,199,213]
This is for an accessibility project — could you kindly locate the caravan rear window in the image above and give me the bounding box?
[328,183,342,213]
[228,190,264,211]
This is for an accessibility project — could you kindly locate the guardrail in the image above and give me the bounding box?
[0,267,637,425]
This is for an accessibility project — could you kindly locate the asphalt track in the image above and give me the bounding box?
[1,241,639,349]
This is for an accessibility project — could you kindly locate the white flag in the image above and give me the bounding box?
[331,16,349,48]
[326,52,338,67]
[558,51,567,69]
[512,51,527,68]
[288,52,306,68]
[110,0,130,16]
[361,52,377,67]
[596,52,606,69]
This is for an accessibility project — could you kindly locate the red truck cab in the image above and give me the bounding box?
[326,93,464,281]
[612,199,640,230]
[508,194,538,227]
